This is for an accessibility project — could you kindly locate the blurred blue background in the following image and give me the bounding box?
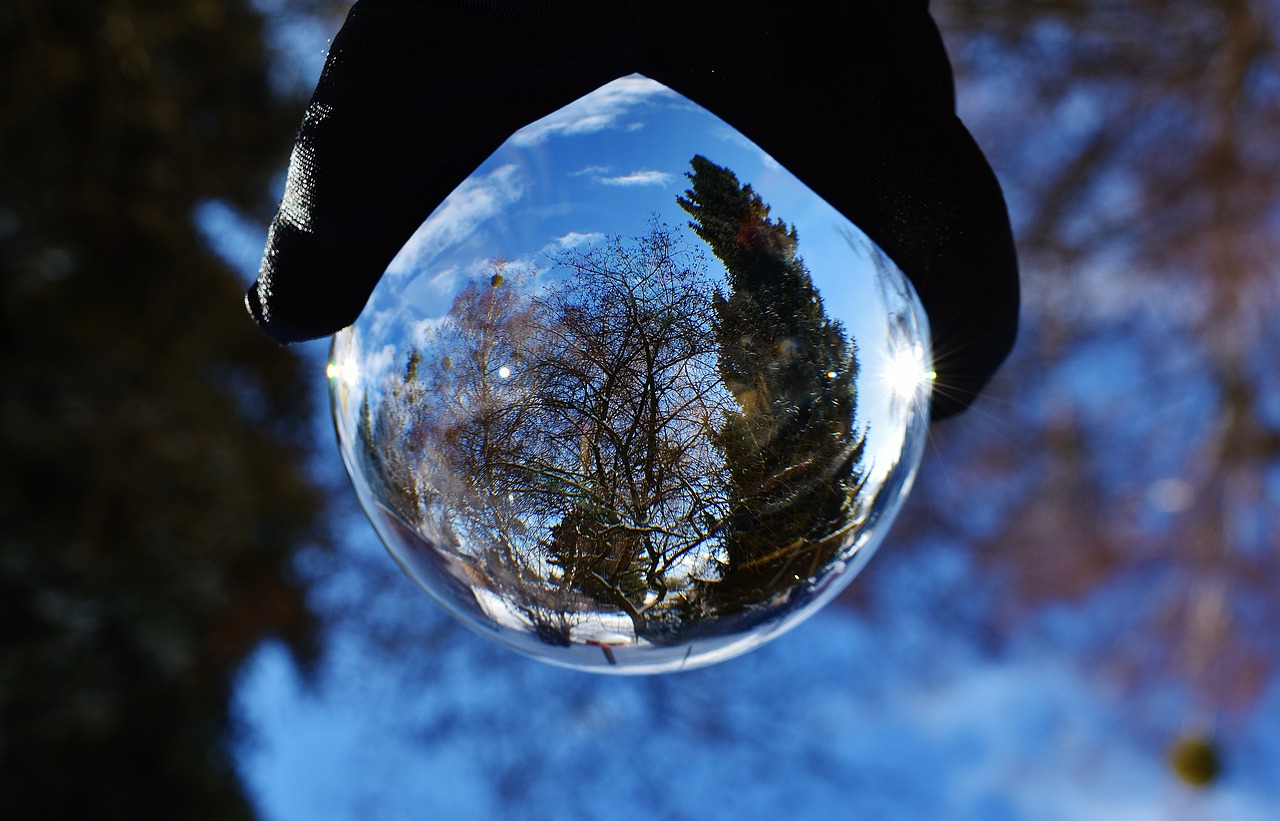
[5,1,1278,818]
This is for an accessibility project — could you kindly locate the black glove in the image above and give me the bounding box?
[246,0,1018,419]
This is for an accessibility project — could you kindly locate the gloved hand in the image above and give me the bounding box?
[246,0,1018,419]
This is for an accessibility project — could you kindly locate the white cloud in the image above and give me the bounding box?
[368,305,396,339]
[425,264,461,295]
[599,169,674,187]
[386,164,526,278]
[509,75,675,147]
[543,231,604,253]
[363,343,397,384]
[411,316,449,346]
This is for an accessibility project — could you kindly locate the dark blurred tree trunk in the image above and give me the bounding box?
[1,0,327,816]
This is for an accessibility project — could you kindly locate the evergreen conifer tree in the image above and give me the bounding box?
[678,156,865,615]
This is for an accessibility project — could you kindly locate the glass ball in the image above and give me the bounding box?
[329,75,932,673]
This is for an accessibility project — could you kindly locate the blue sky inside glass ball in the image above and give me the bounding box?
[352,74,927,494]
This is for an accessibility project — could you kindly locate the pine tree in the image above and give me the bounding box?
[678,155,865,616]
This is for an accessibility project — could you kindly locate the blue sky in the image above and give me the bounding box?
[227,520,1280,820]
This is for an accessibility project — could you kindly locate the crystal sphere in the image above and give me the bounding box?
[330,76,932,673]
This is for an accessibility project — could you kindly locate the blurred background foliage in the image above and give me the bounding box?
[930,0,1280,720]
[0,0,332,816]
[2,0,1278,818]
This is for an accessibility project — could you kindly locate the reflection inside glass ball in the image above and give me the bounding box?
[330,76,932,673]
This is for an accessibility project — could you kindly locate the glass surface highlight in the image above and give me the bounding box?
[330,76,932,673]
